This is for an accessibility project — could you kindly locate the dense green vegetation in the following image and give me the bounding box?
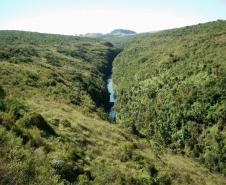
[0,27,225,185]
[1,89,225,185]
[113,20,226,174]
[0,31,119,118]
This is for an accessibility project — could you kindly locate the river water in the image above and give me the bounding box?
[107,76,116,120]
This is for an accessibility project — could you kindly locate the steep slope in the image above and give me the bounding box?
[0,30,225,185]
[0,31,119,118]
[1,94,225,185]
[113,20,226,174]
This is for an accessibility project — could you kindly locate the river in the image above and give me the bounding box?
[107,75,116,120]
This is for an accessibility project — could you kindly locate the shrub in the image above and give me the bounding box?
[77,175,91,185]
[92,162,123,185]
[50,159,84,183]
[5,98,26,119]
[156,172,171,185]
[0,99,5,112]
[117,142,137,162]
[0,86,6,99]
[45,53,62,67]
[18,113,56,136]
[61,119,71,128]
[0,112,14,129]
[8,56,33,64]
[27,127,44,147]
[50,118,60,126]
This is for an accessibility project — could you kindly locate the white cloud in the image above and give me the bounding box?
[0,4,209,35]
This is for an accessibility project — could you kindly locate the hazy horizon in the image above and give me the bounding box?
[0,0,226,35]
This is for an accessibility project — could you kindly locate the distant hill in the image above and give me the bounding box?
[110,29,136,35]
[81,29,137,47]
[83,29,136,37]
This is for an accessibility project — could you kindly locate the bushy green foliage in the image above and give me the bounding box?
[0,30,168,185]
[0,31,122,184]
[0,86,6,99]
[0,30,119,116]
[0,128,65,185]
[113,20,226,174]
[0,95,171,184]
[0,27,225,185]
[17,113,56,136]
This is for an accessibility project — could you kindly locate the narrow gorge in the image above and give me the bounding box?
[107,75,116,120]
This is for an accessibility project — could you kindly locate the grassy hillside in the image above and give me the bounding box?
[0,30,225,185]
[0,31,119,118]
[113,20,226,174]
[1,92,225,185]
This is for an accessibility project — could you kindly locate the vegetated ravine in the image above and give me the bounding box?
[107,74,116,120]
[106,52,119,120]
[0,23,226,185]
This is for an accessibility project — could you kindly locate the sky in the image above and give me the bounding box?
[0,0,226,35]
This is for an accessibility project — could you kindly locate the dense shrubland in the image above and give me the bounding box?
[113,20,226,174]
[0,31,119,119]
[0,86,175,185]
[0,31,174,185]
[0,27,225,184]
